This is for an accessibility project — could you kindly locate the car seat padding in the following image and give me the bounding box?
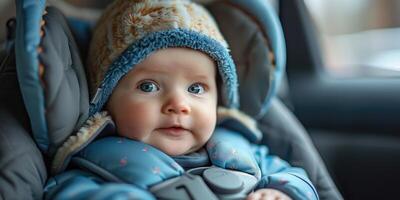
[0,43,47,200]
[15,2,89,156]
[39,7,89,156]
[207,0,286,119]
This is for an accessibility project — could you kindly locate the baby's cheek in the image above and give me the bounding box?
[115,103,156,139]
[196,109,216,139]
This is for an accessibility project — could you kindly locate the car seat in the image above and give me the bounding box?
[0,0,342,199]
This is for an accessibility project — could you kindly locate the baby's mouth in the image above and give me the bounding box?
[157,126,189,137]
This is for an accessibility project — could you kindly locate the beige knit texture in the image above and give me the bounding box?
[87,0,227,96]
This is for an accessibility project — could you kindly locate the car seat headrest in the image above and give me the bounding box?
[203,0,286,119]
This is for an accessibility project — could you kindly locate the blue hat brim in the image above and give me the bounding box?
[89,29,239,116]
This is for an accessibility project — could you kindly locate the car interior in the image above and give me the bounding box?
[280,0,400,199]
[1,0,399,200]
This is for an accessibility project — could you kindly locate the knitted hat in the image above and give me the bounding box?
[87,0,239,115]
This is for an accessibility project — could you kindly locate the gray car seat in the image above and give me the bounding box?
[0,0,342,199]
[0,20,47,200]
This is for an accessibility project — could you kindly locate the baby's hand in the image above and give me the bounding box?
[246,188,292,200]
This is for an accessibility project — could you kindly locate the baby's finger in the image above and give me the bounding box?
[247,189,293,200]
[246,191,261,200]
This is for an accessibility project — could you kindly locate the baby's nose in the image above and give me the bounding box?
[162,96,191,115]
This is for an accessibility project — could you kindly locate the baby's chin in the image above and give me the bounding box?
[154,143,202,156]
[142,135,206,156]
[159,146,197,156]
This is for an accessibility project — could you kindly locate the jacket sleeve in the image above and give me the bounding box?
[209,127,319,200]
[44,170,155,200]
[252,145,319,200]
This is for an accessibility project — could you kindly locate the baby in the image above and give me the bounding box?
[45,1,319,200]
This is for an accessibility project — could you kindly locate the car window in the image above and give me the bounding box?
[304,0,400,77]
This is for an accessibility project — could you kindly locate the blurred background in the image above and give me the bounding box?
[304,0,400,77]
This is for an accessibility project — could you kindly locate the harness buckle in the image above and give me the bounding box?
[150,173,218,200]
[150,167,258,200]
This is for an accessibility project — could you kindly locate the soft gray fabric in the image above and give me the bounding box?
[39,7,89,156]
[0,46,47,200]
[208,2,272,118]
[259,98,343,200]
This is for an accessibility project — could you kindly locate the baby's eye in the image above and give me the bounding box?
[188,83,205,94]
[138,81,159,92]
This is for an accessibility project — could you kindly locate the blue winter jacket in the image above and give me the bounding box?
[44,125,319,200]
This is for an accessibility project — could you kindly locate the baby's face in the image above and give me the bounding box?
[107,48,217,156]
